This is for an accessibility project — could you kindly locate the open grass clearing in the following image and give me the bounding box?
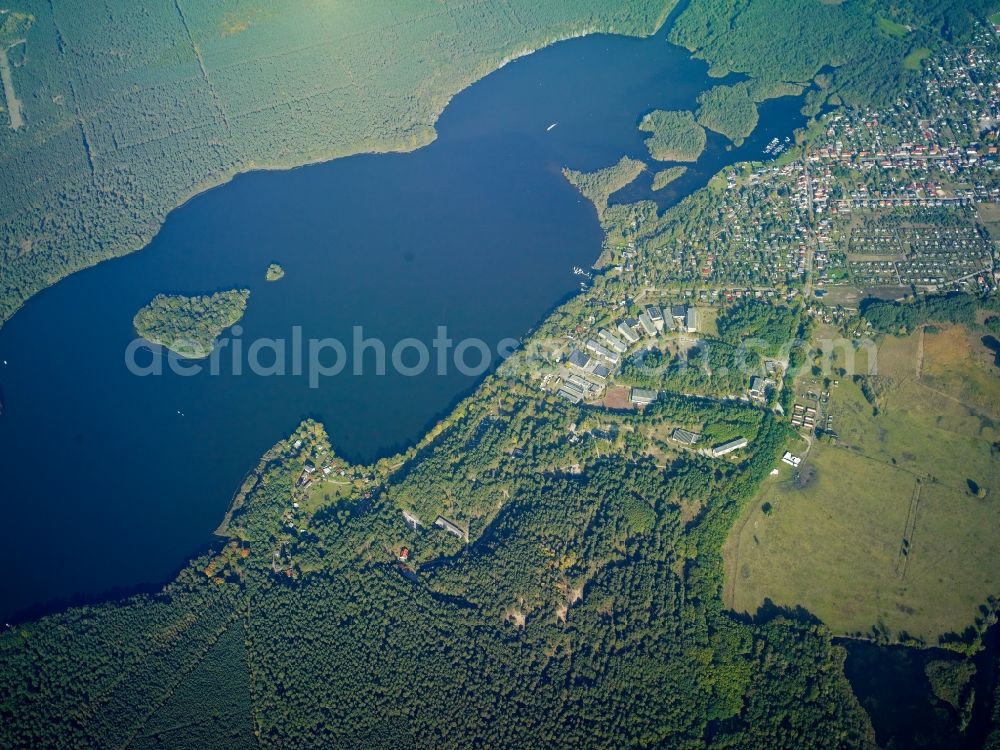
[725,327,1000,643]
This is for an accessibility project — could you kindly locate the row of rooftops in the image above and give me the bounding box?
[558,304,698,405]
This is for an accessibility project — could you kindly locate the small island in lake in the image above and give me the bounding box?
[133,289,250,359]
[638,110,706,162]
[265,263,285,282]
[651,166,687,191]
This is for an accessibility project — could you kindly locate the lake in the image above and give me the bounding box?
[0,24,808,621]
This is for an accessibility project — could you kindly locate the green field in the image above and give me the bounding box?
[726,329,1000,645]
[903,47,932,70]
[877,16,911,38]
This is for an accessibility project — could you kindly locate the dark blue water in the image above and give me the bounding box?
[0,26,808,620]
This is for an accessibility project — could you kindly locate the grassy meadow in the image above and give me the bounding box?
[725,327,1000,645]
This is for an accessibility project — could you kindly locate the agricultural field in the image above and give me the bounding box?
[725,327,1000,645]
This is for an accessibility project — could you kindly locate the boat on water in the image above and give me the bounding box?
[546,122,558,131]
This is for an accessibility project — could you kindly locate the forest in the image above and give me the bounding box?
[133,289,249,359]
[619,341,761,398]
[0,383,878,749]
[638,109,706,161]
[697,82,759,145]
[668,0,990,114]
[652,165,687,191]
[716,299,803,355]
[859,291,983,334]
[563,156,646,217]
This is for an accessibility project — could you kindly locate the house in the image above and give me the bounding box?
[617,319,641,344]
[567,349,590,369]
[646,305,664,331]
[670,428,701,446]
[435,515,467,540]
[711,437,748,457]
[398,547,411,561]
[685,308,698,333]
[630,387,657,406]
[599,329,628,354]
[585,340,620,366]
[638,312,657,337]
[670,304,686,322]
[748,376,772,400]
[558,388,582,404]
[591,363,610,380]
[781,451,801,467]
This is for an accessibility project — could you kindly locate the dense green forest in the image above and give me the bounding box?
[620,341,761,397]
[133,289,249,359]
[697,83,759,145]
[0,0,676,327]
[563,156,646,217]
[669,0,990,112]
[638,109,706,161]
[717,300,803,356]
[0,390,877,748]
[652,165,687,191]
[859,292,981,334]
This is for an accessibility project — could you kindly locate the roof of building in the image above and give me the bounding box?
[599,329,627,353]
[630,388,657,404]
[585,340,619,364]
[670,428,701,445]
[558,388,582,404]
[712,437,748,456]
[434,515,466,538]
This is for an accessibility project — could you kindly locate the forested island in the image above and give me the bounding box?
[638,109,706,161]
[562,156,645,217]
[133,290,249,359]
[265,263,285,282]
[652,165,687,191]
